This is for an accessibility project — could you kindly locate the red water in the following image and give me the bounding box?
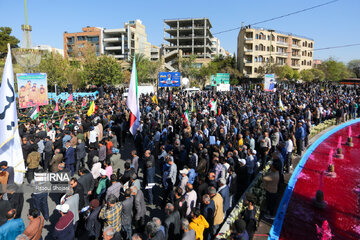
[280,123,360,240]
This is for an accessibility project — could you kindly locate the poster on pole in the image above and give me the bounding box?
[17,73,48,108]
[264,74,276,92]
[159,72,181,87]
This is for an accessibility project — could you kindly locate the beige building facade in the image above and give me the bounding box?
[237,27,314,78]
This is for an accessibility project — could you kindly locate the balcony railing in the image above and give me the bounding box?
[277,41,288,46]
[245,38,253,41]
[277,52,288,56]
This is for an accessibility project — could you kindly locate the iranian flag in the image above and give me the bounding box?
[27,105,39,120]
[65,94,74,106]
[126,56,141,135]
[183,110,190,124]
[209,99,217,115]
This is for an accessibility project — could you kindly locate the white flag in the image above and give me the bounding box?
[0,45,25,184]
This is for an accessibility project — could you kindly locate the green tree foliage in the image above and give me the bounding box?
[310,68,325,81]
[275,65,293,80]
[199,61,218,87]
[83,55,124,86]
[292,70,300,80]
[257,63,277,78]
[300,69,314,82]
[179,55,199,80]
[128,53,161,83]
[0,27,20,58]
[35,53,70,87]
[317,58,351,81]
[347,59,360,78]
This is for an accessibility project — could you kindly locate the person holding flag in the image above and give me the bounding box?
[52,101,59,118]
[152,94,158,105]
[0,44,26,184]
[27,105,40,120]
[126,55,141,135]
[65,94,74,106]
[87,100,95,116]
[81,98,87,110]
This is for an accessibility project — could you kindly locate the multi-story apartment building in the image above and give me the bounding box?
[63,27,102,58]
[150,45,160,61]
[237,27,314,78]
[103,20,151,61]
[211,37,227,58]
[64,20,152,61]
[163,18,214,71]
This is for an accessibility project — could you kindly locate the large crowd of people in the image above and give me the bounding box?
[0,83,359,240]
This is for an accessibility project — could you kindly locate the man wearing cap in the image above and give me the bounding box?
[96,169,109,201]
[85,199,102,240]
[179,168,189,193]
[53,204,75,240]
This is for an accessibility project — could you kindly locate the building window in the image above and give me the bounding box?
[267,46,269,51]
[266,58,269,62]
[77,36,85,41]
[267,35,270,40]
[255,34,259,39]
[259,44,264,51]
[254,57,258,62]
[254,67,257,73]
[259,56,263,62]
[255,45,258,51]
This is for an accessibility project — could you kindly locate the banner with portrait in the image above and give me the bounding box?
[17,73,48,108]
[264,74,276,92]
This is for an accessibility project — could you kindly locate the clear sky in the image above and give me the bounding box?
[1,0,359,63]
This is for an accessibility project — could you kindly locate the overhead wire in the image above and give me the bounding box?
[212,0,340,35]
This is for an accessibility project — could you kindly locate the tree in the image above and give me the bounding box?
[199,61,218,87]
[257,63,277,78]
[293,70,300,81]
[0,27,20,58]
[179,55,200,84]
[347,59,360,78]
[35,53,70,87]
[317,58,351,81]
[310,68,325,81]
[300,69,314,82]
[275,65,293,80]
[128,53,153,83]
[83,55,124,86]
